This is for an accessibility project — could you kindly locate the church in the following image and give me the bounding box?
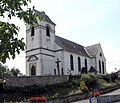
[26,9,106,76]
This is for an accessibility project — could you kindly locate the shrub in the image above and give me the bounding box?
[111,73,118,82]
[102,75,111,83]
[81,74,91,82]
[80,80,88,93]
[81,74,97,90]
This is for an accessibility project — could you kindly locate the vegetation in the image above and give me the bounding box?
[4,73,120,102]
[0,0,42,63]
[80,80,88,93]
[0,63,22,77]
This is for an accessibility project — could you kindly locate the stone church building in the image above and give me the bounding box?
[26,9,106,76]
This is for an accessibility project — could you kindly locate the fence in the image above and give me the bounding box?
[89,96,112,103]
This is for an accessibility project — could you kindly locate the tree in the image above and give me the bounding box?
[0,63,22,77]
[0,63,11,77]
[0,0,42,63]
[10,67,22,76]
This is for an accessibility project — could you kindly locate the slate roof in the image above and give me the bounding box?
[85,43,100,57]
[34,9,55,25]
[55,36,90,57]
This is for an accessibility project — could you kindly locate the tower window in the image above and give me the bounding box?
[46,26,50,37]
[31,26,34,36]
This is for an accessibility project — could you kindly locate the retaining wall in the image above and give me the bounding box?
[4,75,69,88]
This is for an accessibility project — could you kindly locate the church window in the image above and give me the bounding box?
[31,65,36,75]
[70,55,74,70]
[46,26,50,37]
[31,26,35,36]
[78,57,81,72]
[84,58,88,74]
[99,60,101,74]
[102,61,105,74]
[100,53,102,57]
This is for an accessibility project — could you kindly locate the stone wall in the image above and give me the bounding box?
[4,75,69,88]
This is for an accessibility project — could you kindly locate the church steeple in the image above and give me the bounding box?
[26,9,56,76]
[33,9,56,25]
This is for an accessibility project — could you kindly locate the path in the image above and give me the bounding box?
[71,89,120,103]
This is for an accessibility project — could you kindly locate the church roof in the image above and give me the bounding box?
[55,36,90,57]
[88,66,98,73]
[85,43,100,57]
[34,9,55,25]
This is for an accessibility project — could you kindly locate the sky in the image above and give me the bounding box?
[4,0,120,74]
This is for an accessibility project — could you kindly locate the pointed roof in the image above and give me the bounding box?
[85,43,100,57]
[55,36,90,57]
[88,66,98,73]
[34,9,56,25]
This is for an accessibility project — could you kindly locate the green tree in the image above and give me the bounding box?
[10,67,22,76]
[0,63,11,77]
[0,63,22,77]
[0,0,42,63]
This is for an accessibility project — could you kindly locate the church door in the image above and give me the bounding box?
[31,65,36,76]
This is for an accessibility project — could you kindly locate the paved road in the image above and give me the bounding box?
[72,89,120,103]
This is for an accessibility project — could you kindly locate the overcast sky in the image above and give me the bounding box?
[4,0,120,74]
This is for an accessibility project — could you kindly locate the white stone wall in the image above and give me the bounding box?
[39,21,55,50]
[41,53,55,75]
[26,19,56,76]
[95,45,106,75]
[54,50,64,75]
[63,51,92,75]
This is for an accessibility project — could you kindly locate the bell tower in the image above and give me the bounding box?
[26,9,56,76]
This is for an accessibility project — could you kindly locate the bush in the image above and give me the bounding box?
[80,80,88,93]
[81,74,91,82]
[81,74,97,90]
[102,75,111,83]
[111,73,118,82]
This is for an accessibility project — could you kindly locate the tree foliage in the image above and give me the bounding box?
[0,63,22,77]
[0,63,11,77]
[0,0,41,63]
[11,67,22,76]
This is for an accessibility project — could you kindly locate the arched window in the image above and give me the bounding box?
[84,58,87,74]
[31,65,36,76]
[70,55,74,70]
[78,57,81,72]
[46,26,50,37]
[31,26,34,36]
[100,52,102,57]
[99,60,101,74]
[102,61,105,74]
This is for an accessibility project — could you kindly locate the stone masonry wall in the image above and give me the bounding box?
[4,75,69,88]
